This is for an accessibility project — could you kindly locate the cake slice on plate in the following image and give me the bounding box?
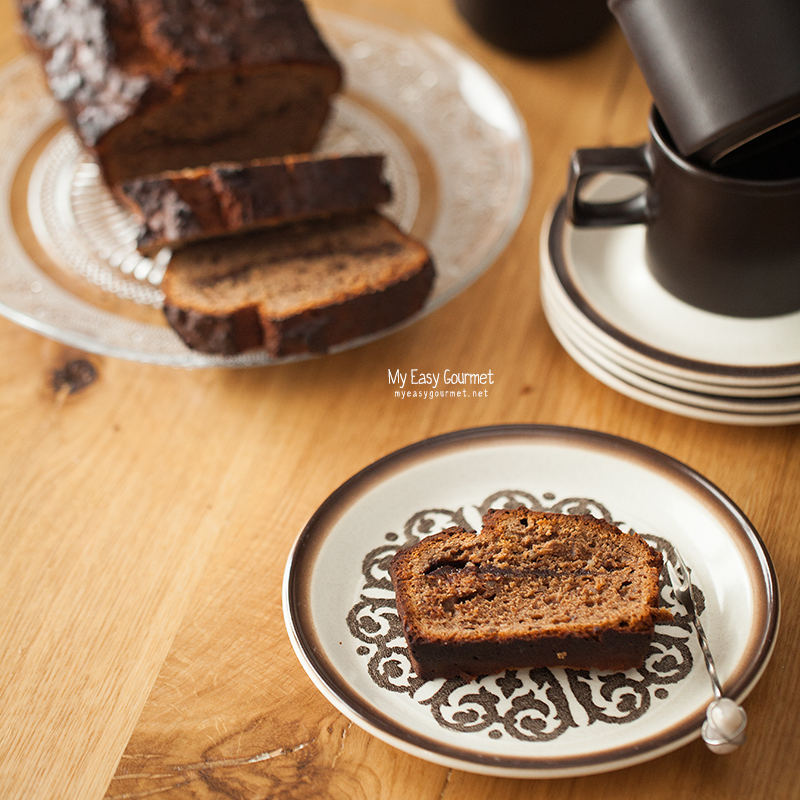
[389,508,671,680]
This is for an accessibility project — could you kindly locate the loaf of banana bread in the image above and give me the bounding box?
[18,0,343,185]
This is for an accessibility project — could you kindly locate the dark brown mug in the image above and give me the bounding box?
[454,0,613,58]
[566,109,800,318]
[609,0,800,166]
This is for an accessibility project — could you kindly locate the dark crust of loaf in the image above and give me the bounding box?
[162,304,266,355]
[389,510,668,681]
[118,154,393,255]
[163,248,435,357]
[18,0,343,182]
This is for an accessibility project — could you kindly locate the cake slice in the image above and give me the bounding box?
[389,508,670,680]
[161,211,435,356]
[117,153,393,255]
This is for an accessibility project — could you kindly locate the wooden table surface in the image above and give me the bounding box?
[1,0,798,798]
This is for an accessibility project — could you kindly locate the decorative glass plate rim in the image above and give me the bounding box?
[282,424,779,778]
[0,8,531,367]
[543,192,800,382]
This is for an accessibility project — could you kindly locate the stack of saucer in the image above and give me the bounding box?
[540,179,800,425]
[547,0,800,424]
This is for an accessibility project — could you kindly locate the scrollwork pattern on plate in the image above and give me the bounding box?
[346,490,699,741]
[418,668,578,741]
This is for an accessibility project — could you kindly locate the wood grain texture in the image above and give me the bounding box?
[0,0,797,798]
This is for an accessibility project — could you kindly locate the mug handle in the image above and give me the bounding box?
[566,145,652,226]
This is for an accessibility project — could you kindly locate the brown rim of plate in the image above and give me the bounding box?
[283,424,780,775]
[547,197,800,381]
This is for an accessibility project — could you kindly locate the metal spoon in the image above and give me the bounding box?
[665,548,747,754]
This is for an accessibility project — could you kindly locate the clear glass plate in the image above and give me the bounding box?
[0,9,530,366]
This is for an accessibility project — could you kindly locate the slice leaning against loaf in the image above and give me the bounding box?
[389,508,671,680]
[117,153,393,255]
[161,211,435,356]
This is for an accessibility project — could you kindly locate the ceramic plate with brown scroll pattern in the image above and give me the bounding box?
[283,425,778,778]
